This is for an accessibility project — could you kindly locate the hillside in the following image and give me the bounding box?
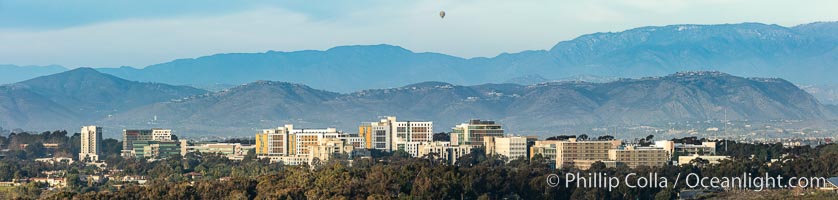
[0,68,207,131]
[102,72,833,136]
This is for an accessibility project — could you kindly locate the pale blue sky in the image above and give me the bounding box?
[1,0,836,67]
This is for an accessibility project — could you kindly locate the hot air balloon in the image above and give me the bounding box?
[439,11,445,19]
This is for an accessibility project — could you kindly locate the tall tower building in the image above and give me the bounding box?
[79,126,102,161]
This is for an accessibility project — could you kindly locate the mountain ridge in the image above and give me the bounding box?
[78,21,838,93]
[0,68,207,130]
[5,21,838,94]
[98,71,834,137]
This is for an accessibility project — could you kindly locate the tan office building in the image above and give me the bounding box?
[555,138,621,169]
[609,146,669,168]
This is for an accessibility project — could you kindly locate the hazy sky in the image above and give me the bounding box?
[1,0,836,68]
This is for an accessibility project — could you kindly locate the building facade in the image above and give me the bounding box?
[451,120,504,146]
[308,138,355,163]
[417,141,475,165]
[483,136,528,161]
[654,140,717,156]
[608,146,669,168]
[79,126,102,161]
[122,128,175,157]
[359,116,432,153]
[555,138,622,169]
[255,124,352,157]
[133,140,180,159]
[530,140,559,168]
[151,129,173,141]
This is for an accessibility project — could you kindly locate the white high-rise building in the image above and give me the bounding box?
[391,119,433,151]
[79,126,102,161]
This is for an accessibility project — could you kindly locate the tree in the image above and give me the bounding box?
[432,132,450,141]
[66,173,84,191]
[100,138,122,157]
[577,134,589,141]
[24,142,46,159]
[598,135,615,141]
[689,158,710,168]
[243,148,257,162]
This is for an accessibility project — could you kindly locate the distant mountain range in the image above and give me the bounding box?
[801,85,838,105]
[0,68,832,137]
[3,22,838,95]
[99,71,831,137]
[0,68,206,130]
[3,21,838,137]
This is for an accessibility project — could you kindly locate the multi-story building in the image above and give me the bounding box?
[343,136,365,149]
[122,128,174,157]
[392,119,433,151]
[308,138,355,163]
[79,126,102,162]
[529,138,621,169]
[404,142,425,158]
[654,140,717,156]
[295,127,345,156]
[451,120,504,146]
[255,133,269,155]
[263,156,310,166]
[257,126,291,156]
[123,129,152,153]
[133,140,180,159]
[608,146,669,168]
[359,123,382,150]
[359,116,432,153]
[183,143,245,156]
[255,124,350,157]
[530,138,671,169]
[483,136,528,161]
[257,137,361,166]
[152,129,172,141]
[29,177,66,188]
[556,138,621,169]
[417,141,475,165]
[530,140,559,168]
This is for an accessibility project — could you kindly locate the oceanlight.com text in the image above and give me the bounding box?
[546,172,828,191]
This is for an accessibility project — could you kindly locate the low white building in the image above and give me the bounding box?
[34,157,74,165]
[654,140,717,156]
[678,155,730,165]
